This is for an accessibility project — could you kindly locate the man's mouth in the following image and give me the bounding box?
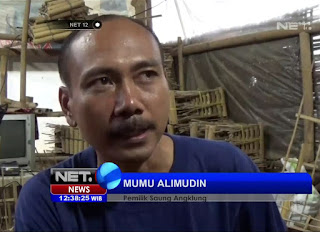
[124,128,150,142]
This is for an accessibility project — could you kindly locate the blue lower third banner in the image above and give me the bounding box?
[107,173,312,194]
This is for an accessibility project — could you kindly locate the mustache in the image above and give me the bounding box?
[109,116,156,138]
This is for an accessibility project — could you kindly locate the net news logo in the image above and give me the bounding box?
[276,22,312,31]
[50,163,122,196]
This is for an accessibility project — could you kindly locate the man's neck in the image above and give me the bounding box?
[97,134,174,173]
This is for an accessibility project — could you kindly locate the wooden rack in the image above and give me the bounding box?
[169,87,227,125]
[189,120,265,168]
[53,125,90,154]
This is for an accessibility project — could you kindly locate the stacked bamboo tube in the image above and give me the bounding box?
[31,0,89,44]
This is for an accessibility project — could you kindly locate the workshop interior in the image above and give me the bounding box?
[0,0,320,231]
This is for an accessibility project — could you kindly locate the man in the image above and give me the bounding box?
[15,15,287,232]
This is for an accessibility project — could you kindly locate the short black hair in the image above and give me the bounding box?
[58,14,164,88]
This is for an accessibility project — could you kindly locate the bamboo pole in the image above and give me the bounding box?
[4,99,37,108]
[281,201,292,221]
[48,0,85,17]
[74,128,79,154]
[33,26,56,34]
[259,123,264,162]
[0,33,21,41]
[50,6,87,19]
[33,31,72,45]
[190,122,198,137]
[34,29,67,39]
[282,97,304,172]
[32,22,56,29]
[20,0,31,107]
[168,91,178,124]
[172,22,320,56]
[35,6,87,24]
[281,98,305,219]
[69,127,74,154]
[177,37,184,90]
[146,0,152,29]
[304,215,312,230]
[47,0,84,12]
[131,0,147,24]
[219,88,227,117]
[32,21,62,30]
[0,55,8,104]
[297,114,320,124]
[61,126,66,153]
[65,127,70,154]
[0,48,17,57]
[207,125,215,140]
[300,32,314,162]
[47,0,80,7]
[167,125,174,134]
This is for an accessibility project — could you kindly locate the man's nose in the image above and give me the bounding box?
[113,81,143,118]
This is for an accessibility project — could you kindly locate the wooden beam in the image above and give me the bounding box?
[296,114,320,124]
[177,37,184,90]
[146,0,152,29]
[131,0,147,25]
[4,99,37,108]
[20,0,31,106]
[0,33,21,41]
[172,22,320,56]
[300,32,314,162]
[35,112,64,117]
[0,48,19,57]
[0,55,8,104]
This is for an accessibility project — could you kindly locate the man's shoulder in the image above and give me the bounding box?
[170,134,259,172]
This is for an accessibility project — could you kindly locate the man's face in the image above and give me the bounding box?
[62,19,170,163]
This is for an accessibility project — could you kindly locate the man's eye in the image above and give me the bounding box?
[140,71,157,80]
[98,76,113,85]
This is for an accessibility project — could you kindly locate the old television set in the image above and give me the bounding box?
[0,114,35,169]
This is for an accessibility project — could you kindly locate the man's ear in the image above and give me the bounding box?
[59,87,77,127]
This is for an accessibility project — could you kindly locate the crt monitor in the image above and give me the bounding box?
[0,114,35,169]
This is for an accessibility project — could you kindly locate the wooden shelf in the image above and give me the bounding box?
[36,112,64,117]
